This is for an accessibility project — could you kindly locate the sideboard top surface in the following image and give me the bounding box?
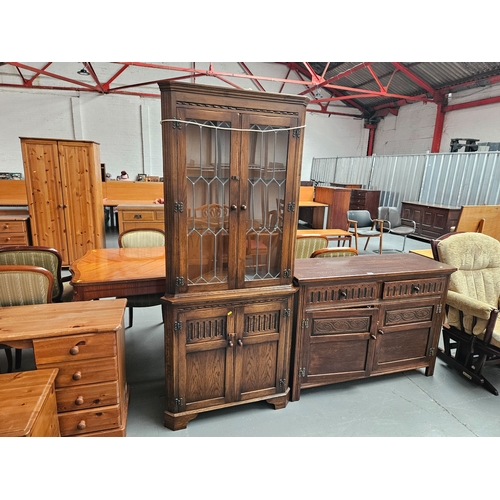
[293,253,456,284]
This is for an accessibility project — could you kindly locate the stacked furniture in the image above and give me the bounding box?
[117,204,164,233]
[159,81,308,430]
[349,188,380,219]
[20,137,105,266]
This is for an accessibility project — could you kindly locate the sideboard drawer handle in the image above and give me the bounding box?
[75,396,84,406]
[72,371,82,380]
[77,420,86,430]
[69,346,79,355]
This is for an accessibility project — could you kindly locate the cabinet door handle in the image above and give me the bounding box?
[412,284,420,292]
[231,205,237,211]
[228,339,234,347]
[237,339,243,346]
[240,205,247,211]
[370,333,377,339]
[378,329,385,335]
[340,290,347,298]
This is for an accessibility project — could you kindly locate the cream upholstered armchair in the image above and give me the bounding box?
[118,228,166,328]
[431,232,500,395]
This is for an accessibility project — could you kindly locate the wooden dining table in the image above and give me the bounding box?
[70,247,166,301]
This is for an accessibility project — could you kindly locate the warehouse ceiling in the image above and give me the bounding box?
[2,62,500,120]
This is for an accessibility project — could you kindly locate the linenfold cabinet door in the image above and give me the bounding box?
[21,138,105,265]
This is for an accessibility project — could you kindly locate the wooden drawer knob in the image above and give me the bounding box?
[77,420,86,430]
[69,346,79,355]
[72,371,82,380]
[3,224,8,229]
[75,396,84,406]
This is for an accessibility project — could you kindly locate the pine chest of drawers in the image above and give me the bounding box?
[0,299,128,437]
[0,208,31,246]
[291,254,455,401]
[117,204,164,233]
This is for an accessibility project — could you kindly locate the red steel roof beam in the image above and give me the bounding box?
[391,62,437,98]
[238,63,266,91]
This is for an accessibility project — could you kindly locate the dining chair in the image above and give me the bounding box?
[118,228,166,328]
[0,265,54,373]
[295,235,329,258]
[378,206,416,252]
[311,247,358,258]
[0,245,72,302]
[347,210,384,254]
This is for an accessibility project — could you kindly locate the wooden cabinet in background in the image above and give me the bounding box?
[401,201,461,241]
[291,254,455,401]
[0,299,129,437]
[314,186,352,229]
[349,188,380,219]
[0,208,31,246]
[117,204,165,233]
[21,138,105,266]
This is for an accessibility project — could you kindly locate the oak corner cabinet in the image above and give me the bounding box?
[291,254,456,401]
[159,81,309,430]
[20,137,105,266]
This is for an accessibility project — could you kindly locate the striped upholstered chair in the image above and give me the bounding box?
[0,265,54,373]
[295,235,329,259]
[118,228,166,328]
[0,245,72,303]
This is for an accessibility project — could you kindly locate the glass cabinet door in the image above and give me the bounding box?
[239,114,299,287]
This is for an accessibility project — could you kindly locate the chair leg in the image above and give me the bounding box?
[4,348,13,373]
[401,235,408,252]
[15,349,22,370]
[128,307,133,329]
[364,237,371,250]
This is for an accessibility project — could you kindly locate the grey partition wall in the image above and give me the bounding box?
[311,151,500,211]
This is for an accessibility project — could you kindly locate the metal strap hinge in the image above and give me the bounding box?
[279,378,286,388]
[437,304,442,314]
[175,276,185,286]
[283,308,291,318]
[298,368,306,377]
[174,202,184,213]
[429,347,436,357]
[172,121,182,130]
[175,397,183,406]
[301,319,309,329]
[174,321,183,331]
[283,269,291,278]
[292,129,301,138]
[287,202,296,212]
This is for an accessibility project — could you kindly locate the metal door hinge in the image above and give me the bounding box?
[172,121,182,130]
[301,319,309,329]
[175,276,185,286]
[283,308,291,317]
[292,129,301,139]
[287,202,296,212]
[283,269,291,278]
[174,397,183,406]
[279,378,286,388]
[174,202,184,213]
[174,321,183,331]
[298,368,306,377]
[437,304,442,314]
[429,347,436,357]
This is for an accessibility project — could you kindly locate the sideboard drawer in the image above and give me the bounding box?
[306,282,379,306]
[122,210,156,222]
[33,333,117,364]
[58,404,122,436]
[382,277,448,299]
[56,381,120,413]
